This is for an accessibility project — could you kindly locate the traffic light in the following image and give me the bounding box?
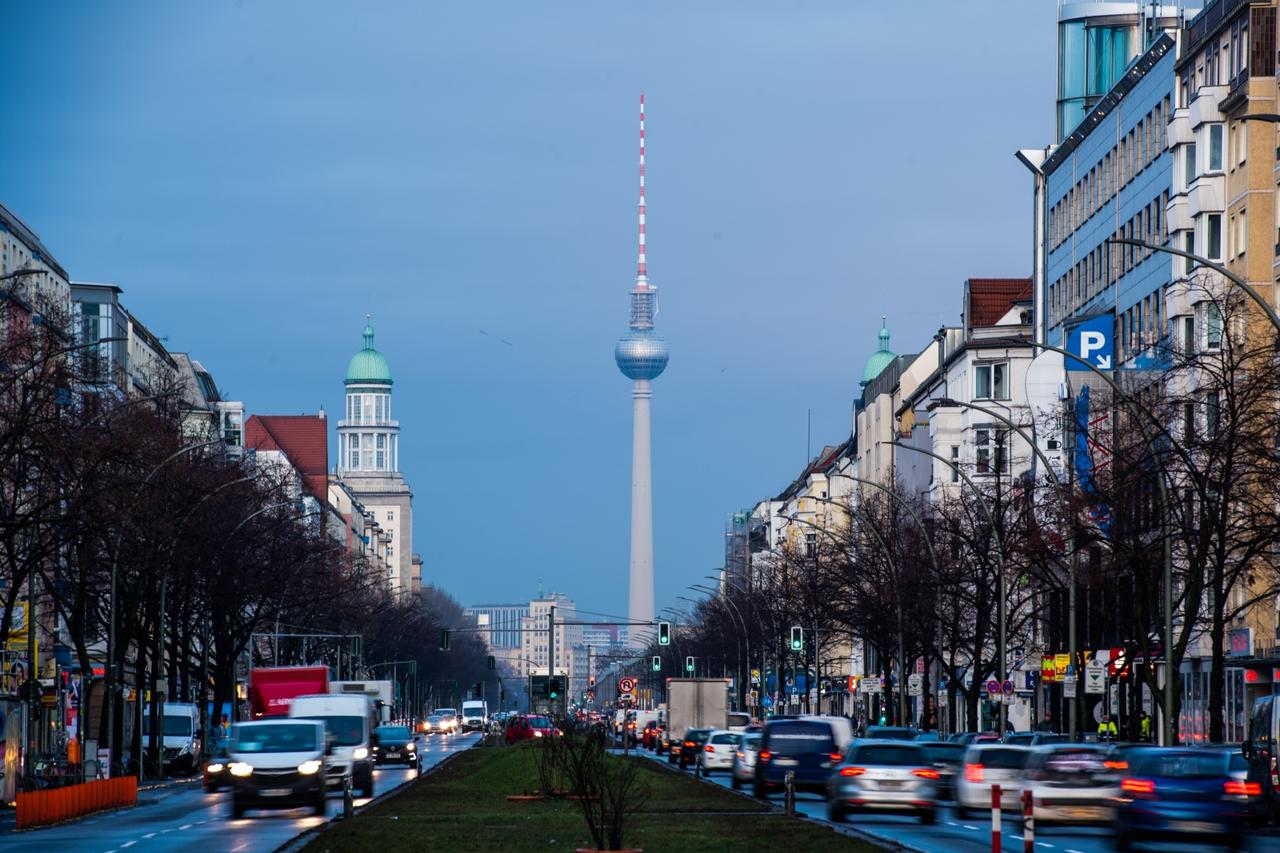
[658,621,671,646]
[487,655,495,670]
[685,656,694,673]
[652,655,661,672]
[440,629,452,651]
[549,676,562,700]
[790,626,803,651]
[588,674,596,688]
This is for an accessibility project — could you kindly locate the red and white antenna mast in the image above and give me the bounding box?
[636,93,648,290]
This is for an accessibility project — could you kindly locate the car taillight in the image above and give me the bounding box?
[736,751,745,759]
[964,763,984,783]
[1225,780,1261,796]
[684,741,695,748]
[704,744,715,752]
[1121,778,1155,794]
[1103,760,1128,770]
[828,752,843,762]
[913,768,940,780]
[759,751,771,763]
[839,766,866,777]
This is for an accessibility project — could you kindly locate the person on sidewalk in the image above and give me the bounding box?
[1097,714,1118,741]
[1035,710,1055,733]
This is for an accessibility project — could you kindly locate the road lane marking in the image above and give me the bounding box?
[1065,849,1085,853]
[142,834,156,839]
[1036,844,1054,849]
[121,843,136,849]
[179,823,193,829]
[962,824,979,830]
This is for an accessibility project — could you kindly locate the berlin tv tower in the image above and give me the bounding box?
[614,94,668,646]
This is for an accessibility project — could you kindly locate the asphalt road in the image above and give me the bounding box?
[636,747,1280,853]
[4,732,478,853]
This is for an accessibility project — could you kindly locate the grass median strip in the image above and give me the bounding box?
[303,743,876,852]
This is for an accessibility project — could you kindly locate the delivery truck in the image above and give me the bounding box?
[330,680,395,724]
[249,666,330,718]
[663,678,728,758]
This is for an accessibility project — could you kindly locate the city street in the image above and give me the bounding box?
[644,749,1280,853]
[2,734,477,853]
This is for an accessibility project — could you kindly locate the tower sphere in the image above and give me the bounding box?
[615,329,669,381]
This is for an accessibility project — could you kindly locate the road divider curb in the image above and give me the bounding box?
[15,777,138,830]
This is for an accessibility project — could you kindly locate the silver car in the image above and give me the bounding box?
[731,733,762,790]
[826,741,939,824]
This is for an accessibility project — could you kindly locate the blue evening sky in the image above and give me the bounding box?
[2,2,1054,619]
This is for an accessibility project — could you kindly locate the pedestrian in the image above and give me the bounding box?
[1035,710,1055,733]
[1139,711,1152,742]
[1097,713,1117,741]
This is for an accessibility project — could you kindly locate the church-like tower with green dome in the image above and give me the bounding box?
[336,319,414,593]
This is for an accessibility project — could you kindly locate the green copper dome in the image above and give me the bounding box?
[345,322,393,386]
[859,319,895,386]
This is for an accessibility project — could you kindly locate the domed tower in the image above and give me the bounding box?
[615,94,667,645]
[337,318,414,594]
[860,318,896,387]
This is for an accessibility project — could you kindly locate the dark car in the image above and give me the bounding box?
[203,741,231,792]
[678,728,713,769]
[754,719,843,798]
[1114,747,1250,851]
[372,725,418,767]
[863,725,917,740]
[922,741,965,802]
[1004,731,1069,747]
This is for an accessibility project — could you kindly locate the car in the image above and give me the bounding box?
[913,731,943,742]
[677,727,713,769]
[753,718,844,799]
[372,725,419,767]
[1004,731,1069,747]
[1203,742,1266,826]
[1114,747,1250,851]
[697,730,741,776]
[1020,743,1119,827]
[436,711,460,735]
[226,719,328,819]
[504,714,559,744]
[953,743,1030,817]
[949,731,1002,746]
[921,741,965,802]
[862,725,917,740]
[203,741,232,792]
[726,712,752,732]
[826,740,939,825]
[422,714,448,735]
[730,733,762,791]
[1245,695,1280,823]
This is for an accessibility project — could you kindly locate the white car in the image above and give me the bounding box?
[731,733,762,790]
[954,743,1030,817]
[697,730,741,775]
[1020,744,1119,826]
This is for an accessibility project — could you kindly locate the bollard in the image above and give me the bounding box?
[1021,788,1033,853]
[784,770,796,817]
[342,774,354,819]
[991,783,1001,853]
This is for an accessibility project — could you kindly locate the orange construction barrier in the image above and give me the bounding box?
[16,777,138,829]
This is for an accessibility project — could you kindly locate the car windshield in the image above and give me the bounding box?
[865,727,914,739]
[974,747,1029,769]
[297,714,364,746]
[435,709,457,717]
[1041,748,1107,780]
[528,716,551,728]
[377,726,411,741]
[852,744,926,766]
[427,716,442,724]
[765,722,835,755]
[234,724,318,753]
[742,734,762,750]
[1134,750,1228,778]
[710,733,738,745]
[925,743,965,764]
[686,729,711,743]
[143,715,193,736]
[727,713,751,728]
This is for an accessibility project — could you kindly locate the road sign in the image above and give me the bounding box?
[618,676,637,694]
[762,695,773,708]
[751,669,761,683]
[1064,679,1077,698]
[1085,662,1106,694]
[907,673,923,697]
[1065,314,1114,372]
[1001,680,1015,696]
[985,679,1001,695]
[860,677,882,694]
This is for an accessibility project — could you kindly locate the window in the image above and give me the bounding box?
[363,433,374,468]
[1205,213,1223,261]
[1207,124,1224,171]
[376,433,386,469]
[1237,211,1247,257]
[974,362,1009,400]
[1207,303,1222,349]
[1206,391,1221,437]
[975,427,1010,475]
[387,511,395,522]
[349,433,361,469]
[804,532,817,557]
[950,445,960,482]
[1184,230,1196,275]
[1184,401,1197,443]
[1184,141,1197,188]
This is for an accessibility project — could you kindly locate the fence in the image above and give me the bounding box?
[16,777,138,829]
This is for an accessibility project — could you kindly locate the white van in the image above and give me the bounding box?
[289,693,377,797]
[142,702,201,774]
[461,700,488,732]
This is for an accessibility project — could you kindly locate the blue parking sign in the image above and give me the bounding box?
[1065,314,1114,372]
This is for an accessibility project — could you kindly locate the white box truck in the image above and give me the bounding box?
[330,680,395,724]
[664,679,728,757]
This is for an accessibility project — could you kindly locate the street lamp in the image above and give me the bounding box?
[691,582,750,710]
[702,574,753,709]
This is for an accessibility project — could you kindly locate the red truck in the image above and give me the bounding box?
[249,666,330,718]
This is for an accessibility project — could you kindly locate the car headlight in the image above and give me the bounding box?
[533,731,544,738]
[229,762,253,777]
[207,762,225,773]
[298,760,323,775]
[353,747,369,760]
[406,744,416,752]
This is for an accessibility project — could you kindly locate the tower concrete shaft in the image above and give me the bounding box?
[628,379,655,640]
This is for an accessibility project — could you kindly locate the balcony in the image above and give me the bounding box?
[337,418,399,429]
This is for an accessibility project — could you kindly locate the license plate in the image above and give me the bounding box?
[1173,820,1220,833]
[1063,806,1101,819]
[773,757,798,766]
[260,788,292,797]
[878,781,902,790]
[386,752,400,758]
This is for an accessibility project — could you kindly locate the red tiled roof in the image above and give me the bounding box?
[967,278,1031,328]
[245,414,329,503]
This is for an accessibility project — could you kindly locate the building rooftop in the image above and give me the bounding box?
[859,319,895,386]
[346,321,393,386]
[245,413,329,502]
[965,278,1033,328]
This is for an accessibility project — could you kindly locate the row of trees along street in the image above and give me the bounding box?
[657,277,1280,746]
[0,296,489,779]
